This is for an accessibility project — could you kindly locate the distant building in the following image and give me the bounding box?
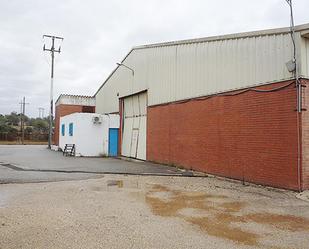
[94,24,309,191]
[54,94,95,146]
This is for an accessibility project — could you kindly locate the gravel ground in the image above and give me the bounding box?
[0,175,309,249]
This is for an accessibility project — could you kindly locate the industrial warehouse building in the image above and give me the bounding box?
[93,24,309,191]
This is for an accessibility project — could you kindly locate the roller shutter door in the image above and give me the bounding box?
[121,92,147,160]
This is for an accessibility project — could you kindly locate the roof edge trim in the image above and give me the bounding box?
[133,23,309,50]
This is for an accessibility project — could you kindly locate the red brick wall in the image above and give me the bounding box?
[54,104,95,145]
[147,81,300,190]
[301,78,309,190]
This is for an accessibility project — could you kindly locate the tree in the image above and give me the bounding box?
[5,112,20,126]
[25,126,33,134]
[0,115,7,125]
[31,118,49,133]
[0,113,49,142]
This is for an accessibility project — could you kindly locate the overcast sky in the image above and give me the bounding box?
[0,0,308,117]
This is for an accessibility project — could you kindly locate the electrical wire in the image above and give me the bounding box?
[286,0,297,65]
[150,80,295,108]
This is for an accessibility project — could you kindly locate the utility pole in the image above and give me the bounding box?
[43,35,64,149]
[38,108,45,118]
[19,97,29,145]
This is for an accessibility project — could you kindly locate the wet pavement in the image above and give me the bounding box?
[0,145,192,184]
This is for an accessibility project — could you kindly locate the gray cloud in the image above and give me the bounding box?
[0,0,308,117]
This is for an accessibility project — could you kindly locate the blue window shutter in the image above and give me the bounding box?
[61,124,65,136]
[69,123,73,136]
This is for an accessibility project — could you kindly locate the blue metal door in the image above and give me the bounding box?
[108,128,119,157]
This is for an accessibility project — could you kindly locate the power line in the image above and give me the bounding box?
[43,34,64,149]
[285,0,297,71]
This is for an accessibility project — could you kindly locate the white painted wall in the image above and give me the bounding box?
[108,114,120,129]
[59,113,119,157]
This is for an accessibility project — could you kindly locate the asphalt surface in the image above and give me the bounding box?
[0,145,191,184]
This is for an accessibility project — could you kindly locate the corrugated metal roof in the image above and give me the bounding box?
[55,94,95,106]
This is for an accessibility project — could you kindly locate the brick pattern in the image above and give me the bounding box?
[54,104,95,145]
[301,78,309,190]
[147,81,300,190]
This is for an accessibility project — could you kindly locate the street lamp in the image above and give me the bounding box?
[116,63,134,76]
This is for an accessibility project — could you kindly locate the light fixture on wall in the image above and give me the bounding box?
[116,63,135,76]
[286,59,296,72]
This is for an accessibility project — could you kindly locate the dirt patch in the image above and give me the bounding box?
[244,213,309,232]
[146,187,223,217]
[187,216,259,246]
[145,184,309,247]
[220,201,246,212]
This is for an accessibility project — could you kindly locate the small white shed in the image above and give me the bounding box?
[59,113,120,157]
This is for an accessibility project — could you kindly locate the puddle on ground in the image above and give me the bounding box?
[107,180,123,188]
[0,191,10,209]
[144,184,309,248]
[105,179,141,190]
[90,179,140,193]
[0,198,5,209]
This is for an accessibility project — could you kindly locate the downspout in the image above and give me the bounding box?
[293,31,302,192]
[294,28,302,193]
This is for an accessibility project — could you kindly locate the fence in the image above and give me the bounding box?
[0,132,48,142]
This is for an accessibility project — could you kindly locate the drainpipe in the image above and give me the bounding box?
[293,22,302,193]
[294,39,302,193]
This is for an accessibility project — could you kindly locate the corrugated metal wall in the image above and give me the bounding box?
[307,38,309,76]
[96,33,298,114]
[121,92,147,160]
[303,37,309,77]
